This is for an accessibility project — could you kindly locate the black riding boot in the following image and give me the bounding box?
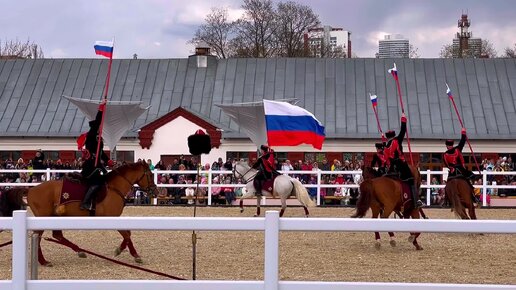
[80,184,99,210]
[253,178,262,195]
[411,185,424,208]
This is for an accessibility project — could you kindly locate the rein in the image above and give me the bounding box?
[233,164,257,184]
[109,166,156,200]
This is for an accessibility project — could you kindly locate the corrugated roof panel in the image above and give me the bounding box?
[334,59,346,132]
[273,58,286,100]
[345,59,357,133]
[324,59,335,134]
[264,58,276,98]
[1,58,515,140]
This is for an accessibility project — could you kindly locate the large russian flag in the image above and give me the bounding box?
[263,100,325,150]
[94,40,114,58]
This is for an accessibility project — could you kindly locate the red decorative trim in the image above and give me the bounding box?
[138,107,221,149]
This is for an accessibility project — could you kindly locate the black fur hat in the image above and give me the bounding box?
[445,139,454,146]
[187,129,212,155]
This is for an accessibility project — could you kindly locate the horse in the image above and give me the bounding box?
[352,165,424,250]
[0,161,157,266]
[233,161,315,217]
[444,177,478,220]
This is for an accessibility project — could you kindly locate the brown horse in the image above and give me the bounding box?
[444,177,477,220]
[1,161,157,266]
[352,166,424,250]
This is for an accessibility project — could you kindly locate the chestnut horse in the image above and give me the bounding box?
[352,166,424,250]
[0,161,157,266]
[444,177,478,220]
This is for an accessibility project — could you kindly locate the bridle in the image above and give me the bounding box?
[232,163,257,184]
[111,164,157,199]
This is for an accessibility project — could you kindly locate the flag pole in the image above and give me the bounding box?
[95,38,114,167]
[446,83,481,172]
[369,93,386,142]
[390,63,414,166]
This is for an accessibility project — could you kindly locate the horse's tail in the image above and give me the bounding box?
[0,187,28,217]
[445,180,468,219]
[291,178,316,207]
[351,180,373,218]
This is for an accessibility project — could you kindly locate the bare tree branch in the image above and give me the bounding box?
[274,1,319,57]
[0,38,44,59]
[232,0,278,57]
[503,44,516,58]
[189,7,234,59]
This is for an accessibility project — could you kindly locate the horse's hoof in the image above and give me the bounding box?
[253,214,259,217]
[240,208,244,213]
[114,247,122,256]
[416,245,424,251]
[135,256,143,264]
[374,241,381,250]
[408,235,415,243]
[390,240,396,247]
[77,251,87,258]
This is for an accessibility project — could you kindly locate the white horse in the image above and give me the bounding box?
[233,161,315,217]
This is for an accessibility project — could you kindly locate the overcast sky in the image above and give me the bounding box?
[2,0,515,59]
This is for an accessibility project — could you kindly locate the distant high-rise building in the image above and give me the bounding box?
[304,26,351,58]
[378,34,409,58]
[451,14,483,58]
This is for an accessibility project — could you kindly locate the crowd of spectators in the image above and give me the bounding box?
[2,153,515,206]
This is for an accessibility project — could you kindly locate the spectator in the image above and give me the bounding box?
[281,160,293,172]
[167,178,181,204]
[222,178,235,205]
[211,177,222,204]
[184,179,195,205]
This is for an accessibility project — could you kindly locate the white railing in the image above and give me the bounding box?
[1,169,515,207]
[0,210,515,290]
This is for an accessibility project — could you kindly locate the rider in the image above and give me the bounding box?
[80,100,110,211]
[384,113,424,209]
[443,127,475,180]
[370,142,388,176]
[252,144,276,194]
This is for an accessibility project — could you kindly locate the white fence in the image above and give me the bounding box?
[1,210,516,290]
[1,168,515,207]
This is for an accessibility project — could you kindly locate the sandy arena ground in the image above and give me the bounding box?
[0,206,515,285]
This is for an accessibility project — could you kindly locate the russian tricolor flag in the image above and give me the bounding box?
[263,100,325,150]
[388,63,398,81]
[94,40,114,58]
[446,83,454,99]
[370,94,378,107]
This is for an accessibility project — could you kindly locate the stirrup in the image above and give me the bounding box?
[80,203,92,211]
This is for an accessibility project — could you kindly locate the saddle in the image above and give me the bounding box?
[447,175,474,190]
[57,178,107,211]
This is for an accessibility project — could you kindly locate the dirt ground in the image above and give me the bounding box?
[0,206,515,285]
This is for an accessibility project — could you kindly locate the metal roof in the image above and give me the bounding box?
[0,57,515,140]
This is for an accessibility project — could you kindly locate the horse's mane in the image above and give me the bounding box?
[106,162,145,182]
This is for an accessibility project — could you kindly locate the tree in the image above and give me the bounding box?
[409,44,420,58]
[503,43,516,58]
[232,0,278,58]
[189,7,234,59]
[274,1,319,57]
[439,44,457,58]
[0,38,44,59]
[439,39,497,58]
[480,39,497,58]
